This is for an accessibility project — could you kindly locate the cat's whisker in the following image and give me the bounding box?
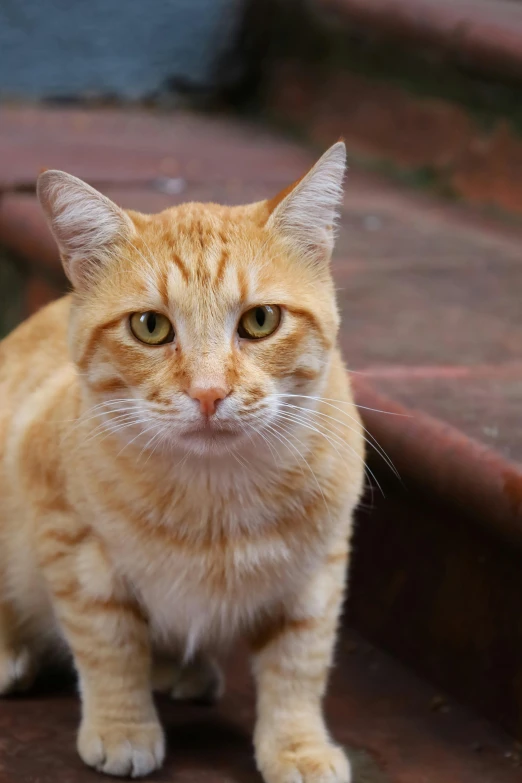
[67,405,146,431]
[65,401,144,431]
[83,409,149,433]
[139,427,166,464]
[116,422,160,459]
[79,413,153,449]
[60,398,143,425]
[67,399,173,450]
[77,423,147,454]
[232,447,252,473]
[97,415,152,436]
[278,401,400,482]
[225,444,253,476]
[275,406,380,491]
[77,396,168,417]
[262,421,307,479]
[172,449,191,472]
[273,394,401,482]
[147,432,168,464]
[278,420,334,524]
[247,425,281,470]
[263,418,332,523]
[62,411,148,448]
[275,408,383,498]
[281,408,389,497]
[81,397,141,411]
[278,418,380,503]
[273,393,409,417]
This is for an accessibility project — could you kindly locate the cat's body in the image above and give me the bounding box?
[0,296,357,655]
[0,144,365,783]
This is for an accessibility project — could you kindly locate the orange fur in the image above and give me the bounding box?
[0,143,364,782]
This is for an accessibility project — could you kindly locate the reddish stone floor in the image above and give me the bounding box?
[1,629,521,783]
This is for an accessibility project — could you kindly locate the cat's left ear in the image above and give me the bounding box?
[37,170,135,289]
[266,141,346,265]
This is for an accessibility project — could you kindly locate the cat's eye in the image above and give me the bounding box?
[238,305,281,340]
[129,312,174,345]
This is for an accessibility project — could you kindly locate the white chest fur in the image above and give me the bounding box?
[99,462,325,658]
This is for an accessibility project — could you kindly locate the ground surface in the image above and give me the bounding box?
[0,630,521,783]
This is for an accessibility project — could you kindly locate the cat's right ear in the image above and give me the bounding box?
[265,142,346,267]
[37,170,135,289]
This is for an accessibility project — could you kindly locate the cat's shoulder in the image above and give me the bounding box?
[1,295,70,353]
[0,295,72,392]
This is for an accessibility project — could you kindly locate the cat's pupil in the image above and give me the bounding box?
[255,308,265,327]
[147,313,156,333]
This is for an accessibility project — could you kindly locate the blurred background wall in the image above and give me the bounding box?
[0,0,245,101]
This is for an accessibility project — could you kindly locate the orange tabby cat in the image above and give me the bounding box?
[0,142,364,782]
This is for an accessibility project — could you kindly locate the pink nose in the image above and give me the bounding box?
[188,386,228,417]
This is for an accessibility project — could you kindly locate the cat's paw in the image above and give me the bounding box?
[78,718,165,778]
[153,654,224,704]
[257,739,351,783]
[0,647,36,695]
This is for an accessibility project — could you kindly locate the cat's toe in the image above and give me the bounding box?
[0,647,36,695]
[257,740,351,783]
[78,718,165,778]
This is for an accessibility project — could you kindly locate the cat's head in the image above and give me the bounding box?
[37,143,346,458]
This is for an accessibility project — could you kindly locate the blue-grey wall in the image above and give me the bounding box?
[0,0,243,99]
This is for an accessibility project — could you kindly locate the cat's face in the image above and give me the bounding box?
[38,143,346,458]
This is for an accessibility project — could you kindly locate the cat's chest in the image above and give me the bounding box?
[140,532,300,649]
[108,490,317,649]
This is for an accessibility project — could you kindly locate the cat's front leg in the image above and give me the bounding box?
[42,530,164,778]
[250,541,351,783]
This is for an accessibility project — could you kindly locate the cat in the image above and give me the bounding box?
[0,141,365,782]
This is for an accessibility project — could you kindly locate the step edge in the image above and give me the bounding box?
[353,377,522,549]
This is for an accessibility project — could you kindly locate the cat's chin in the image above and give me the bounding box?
[179,426,244,457]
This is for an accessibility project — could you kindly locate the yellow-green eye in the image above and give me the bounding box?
[129,312,174,345]
[238,305,281,340]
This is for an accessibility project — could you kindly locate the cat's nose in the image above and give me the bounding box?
[188,386,228,417]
